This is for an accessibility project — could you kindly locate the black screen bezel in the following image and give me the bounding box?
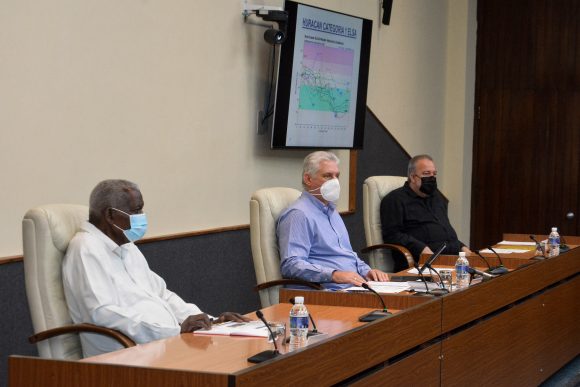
[271,1,372,149]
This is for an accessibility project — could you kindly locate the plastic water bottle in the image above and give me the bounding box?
[289,296,309,351]
[455,252,470,290]
[548,227,560,257]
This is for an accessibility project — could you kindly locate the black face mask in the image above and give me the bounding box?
[419,176,437,195]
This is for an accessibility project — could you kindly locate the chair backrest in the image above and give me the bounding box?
[250,187,301,307]
[22,204,88,359]
[362,176,408,271]
[363,176,407,246]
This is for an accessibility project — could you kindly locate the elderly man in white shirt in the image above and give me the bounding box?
[63,179,248,357]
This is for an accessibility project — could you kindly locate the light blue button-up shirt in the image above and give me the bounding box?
[277,192,371,290]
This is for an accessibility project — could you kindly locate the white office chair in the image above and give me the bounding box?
[23,204,134,359]
[250,188,322,308]
[362,176,414,272]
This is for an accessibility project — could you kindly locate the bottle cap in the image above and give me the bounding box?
[551,227,558,232]
[294,296,304,304]
[459,252,466,258]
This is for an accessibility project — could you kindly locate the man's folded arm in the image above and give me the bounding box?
[380,197,426,258]
[354,256,372,278]
[280,255,335,283]
[90,304,181,343]
[150,271,205,322]
[67,248,182,344]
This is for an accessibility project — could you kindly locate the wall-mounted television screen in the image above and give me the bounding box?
[271,1,372,149]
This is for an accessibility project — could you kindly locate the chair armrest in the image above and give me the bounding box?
[360,243,414,267]
[29,323,136,348]
[254,279,323,292]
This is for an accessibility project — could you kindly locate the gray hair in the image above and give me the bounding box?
[89,179,140,223]
[302,151,340,189]
[407,154,433,179]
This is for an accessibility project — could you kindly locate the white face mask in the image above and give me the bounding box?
[310,178,340,202]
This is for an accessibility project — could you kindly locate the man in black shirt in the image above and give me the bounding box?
[380,155,472,262]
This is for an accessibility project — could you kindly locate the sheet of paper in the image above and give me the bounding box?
[498,240,536,246]
[344,281,411,293]
[407,281,442,292]
[480,248,520,254]
[407,267,455,274]
[194,320,269,337]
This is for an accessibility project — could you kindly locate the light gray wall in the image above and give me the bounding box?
[0,0,476,257]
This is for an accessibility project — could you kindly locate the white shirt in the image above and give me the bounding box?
[62,222,203,357]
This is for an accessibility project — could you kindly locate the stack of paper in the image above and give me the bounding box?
[407,281,442,293]
[194,320,269,337]
[481,241,536,254]
[407,267,454,275]
[345,281,411,293]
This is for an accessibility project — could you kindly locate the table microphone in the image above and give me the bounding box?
[418,243,447,274]
[247,310,280,363]
[413,261,432,293]
[476,250,507,275]
[474,250,492,270]
[416,244,449,296]
[358,283,392,322]
[288,297,322,337]
[529,235,546,259]
[466,266,497,281]
[423,266,450,295]
[486,246,509,274]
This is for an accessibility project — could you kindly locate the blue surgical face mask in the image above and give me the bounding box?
[111,208,148,242]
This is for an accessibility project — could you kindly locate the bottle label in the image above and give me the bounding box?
[549,235,560,257]
[290,316,309,329]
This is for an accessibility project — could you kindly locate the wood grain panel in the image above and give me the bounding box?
[9,356,229,387]
[441,276,580,386]
[349,150,358,212]
[234,301,442,386]
[350,343,441,387]
[441,246,580,332]
[0,255,23,265]
[279,288,433,310]
[471,0,580,248]
[84,304,371,372]
[418,253,536,270]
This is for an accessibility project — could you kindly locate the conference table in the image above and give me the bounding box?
[417,233,580,269]
[281,235,580,386]
[9,235,580,386]
[10,301,442,386]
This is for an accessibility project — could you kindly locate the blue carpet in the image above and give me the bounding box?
[541,356,580,387]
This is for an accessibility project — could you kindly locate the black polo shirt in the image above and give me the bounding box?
[380,181,464,261]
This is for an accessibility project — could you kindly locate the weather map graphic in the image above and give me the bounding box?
[280,2,365,148]
[297,41,354,118]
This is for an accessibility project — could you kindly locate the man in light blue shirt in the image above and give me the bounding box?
[277,151,389,290]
